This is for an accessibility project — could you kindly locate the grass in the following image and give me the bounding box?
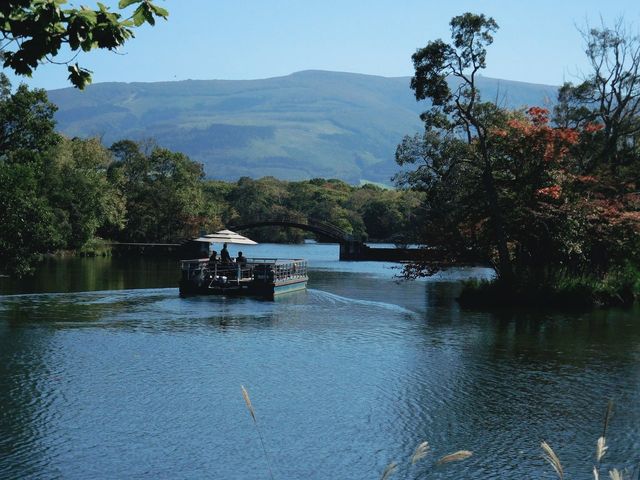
[458,265,640,310]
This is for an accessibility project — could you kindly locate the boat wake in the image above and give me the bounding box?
[307,288,418,316]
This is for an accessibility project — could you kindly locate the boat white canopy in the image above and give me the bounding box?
[193,229,257,245]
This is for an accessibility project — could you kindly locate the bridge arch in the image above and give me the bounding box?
[228,218,354,243]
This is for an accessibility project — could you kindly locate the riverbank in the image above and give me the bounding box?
[458,266,640,310]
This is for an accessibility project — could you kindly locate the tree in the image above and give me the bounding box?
[0,74,62,275]
[555,20,640,169]
[0,0,168,88]
[395,14,633,282]
[0,73,59,162]
[45,137,126,248]
[108,140,213,242]
[398,13,515,279]
[0,161,62,276]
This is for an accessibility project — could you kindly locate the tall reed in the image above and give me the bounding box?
[541,400,632,480]
[380,441,472,479]
[241,385,275,480]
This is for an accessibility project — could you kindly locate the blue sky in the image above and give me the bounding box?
[7,0,640,90]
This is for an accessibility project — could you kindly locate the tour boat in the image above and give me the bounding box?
[178,257,308,298]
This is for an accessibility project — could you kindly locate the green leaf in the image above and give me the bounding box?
[118,0,141,8]
[149,4,169,18]
[132,5,146,26]
[67,64,93,89]
[76,9,98,24]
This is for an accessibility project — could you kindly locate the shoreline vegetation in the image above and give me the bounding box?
[459,265,640,310]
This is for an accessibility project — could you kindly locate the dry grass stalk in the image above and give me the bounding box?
[436,450,473,465]
[241,385,256,422]
[240,385,274,480]
[411,441,430,464]
[541,441,564,479]
[602,400,614,439]
[380,461,397,480]
[596,436,608,462]
[609,468,623,480]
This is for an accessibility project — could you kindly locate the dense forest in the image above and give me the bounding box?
[0,75,423,276]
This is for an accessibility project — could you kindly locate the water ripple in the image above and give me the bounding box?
[1,264,640,479]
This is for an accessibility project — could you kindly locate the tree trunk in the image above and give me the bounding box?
[482,168,513,282]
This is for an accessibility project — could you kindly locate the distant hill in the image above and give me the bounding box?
[47,70,558,184]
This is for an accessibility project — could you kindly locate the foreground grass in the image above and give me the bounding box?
[240,388,632,479]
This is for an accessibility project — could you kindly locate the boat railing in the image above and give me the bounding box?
[249,258,308,283]
[179,258,308,284]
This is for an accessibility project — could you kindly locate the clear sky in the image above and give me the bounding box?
[7,0,640,90]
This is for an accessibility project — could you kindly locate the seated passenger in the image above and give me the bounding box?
[220,242,232,264]
[236,252,247,264]
[208,250,218,267]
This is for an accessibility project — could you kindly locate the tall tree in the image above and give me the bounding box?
[398,13,515,279]
[0,0,168,88]
[0,74,62,275]
[555,20,640,169]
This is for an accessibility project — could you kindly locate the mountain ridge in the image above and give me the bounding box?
[47,70,559,184]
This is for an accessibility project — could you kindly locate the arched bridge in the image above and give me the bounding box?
[229,217,368,260]
[227,217,433,262]
[229,217,355,243]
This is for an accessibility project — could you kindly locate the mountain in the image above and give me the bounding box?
[47,70,558,184]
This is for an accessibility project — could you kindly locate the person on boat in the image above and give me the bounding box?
[236,252,247,264]
[208,250,218,267]
[220,243,232,264]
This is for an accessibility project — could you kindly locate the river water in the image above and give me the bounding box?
[1,243,639,479]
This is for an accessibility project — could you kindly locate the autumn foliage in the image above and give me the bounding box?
[397,13,640,307]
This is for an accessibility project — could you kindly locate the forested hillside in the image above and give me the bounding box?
[48,70,557,184]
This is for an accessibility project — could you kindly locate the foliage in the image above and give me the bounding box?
[0,161,62,276]
[204,176,424,244]
[397,13,513,279]
[45,136,126,249]
[0,74,62,275]
[0,77,125,275]
[554,19,640,169]
[396,13,640,305]
[0,74,59,162]
[108,139,217,243]
[0,0,168,88]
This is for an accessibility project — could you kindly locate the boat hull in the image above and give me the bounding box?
[179,278,307,299]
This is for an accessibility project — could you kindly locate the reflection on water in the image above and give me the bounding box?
[1,244,639,479]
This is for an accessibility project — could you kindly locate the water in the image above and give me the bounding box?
[1,244,639,479]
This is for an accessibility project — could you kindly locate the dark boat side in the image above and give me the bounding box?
[179,258,308,298]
